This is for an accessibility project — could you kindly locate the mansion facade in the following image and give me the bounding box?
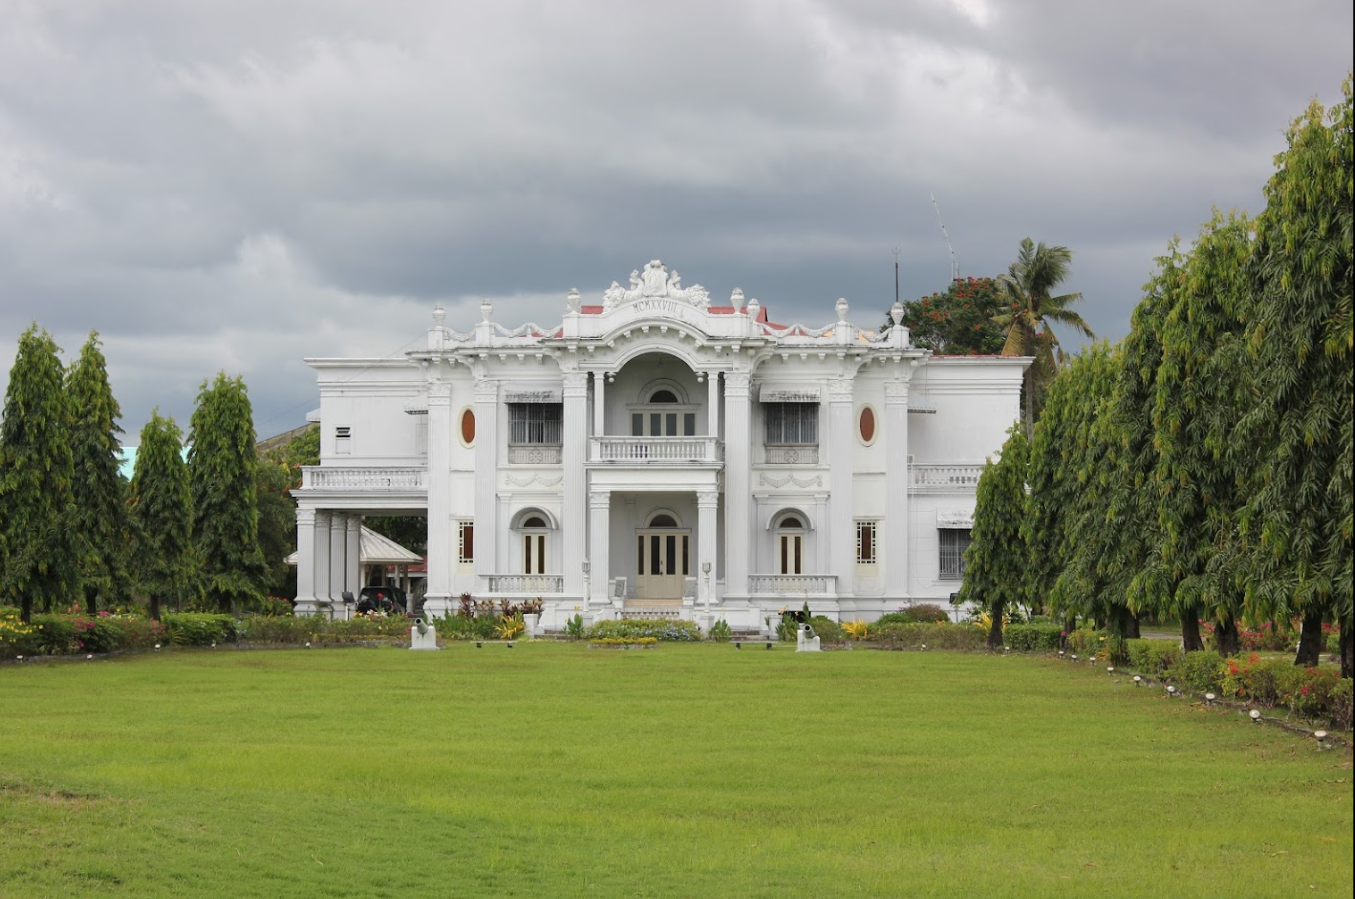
[291,261,1028,628]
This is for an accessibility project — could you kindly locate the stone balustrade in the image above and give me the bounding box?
[589,437,723,464]
[300,466,427,490]
[909,463,985,491]
[747,574,838,596]
[485,574,565,594]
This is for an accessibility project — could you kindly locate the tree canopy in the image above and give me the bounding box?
[128,411,193,620]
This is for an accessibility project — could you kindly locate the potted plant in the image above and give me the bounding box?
[521,598,543,637]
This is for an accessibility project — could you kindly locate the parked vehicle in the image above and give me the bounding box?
[357,585,406,615]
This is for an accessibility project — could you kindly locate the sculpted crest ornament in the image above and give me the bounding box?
[602,260,711,310]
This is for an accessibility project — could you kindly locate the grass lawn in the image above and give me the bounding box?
[0,643,1350,898]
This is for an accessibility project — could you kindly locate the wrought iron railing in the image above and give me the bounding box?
[507,445,562,464]
[762,445,819,465]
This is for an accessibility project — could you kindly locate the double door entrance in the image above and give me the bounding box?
[635,528,691,600]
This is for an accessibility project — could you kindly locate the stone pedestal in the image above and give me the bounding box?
[410,622,440,651]
[796,624,821,652]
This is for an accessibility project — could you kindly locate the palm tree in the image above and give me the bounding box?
[995,238,1095,436]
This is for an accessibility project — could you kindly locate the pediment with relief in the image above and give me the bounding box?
[602,260,711,311]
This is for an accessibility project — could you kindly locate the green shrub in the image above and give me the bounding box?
[1329,679,1353,731]
[708,619,732,643]
[0,607,41,658]
[1166,650,1226,693]
[163,613,238,646]
[878,604,951,626]
[30,615,77,655]
[564,614,585,639]
[1125,639,1181,677]
[1067,628,1112,657]
[583,619,701,642]
[1220,653,1303,708]
[868,622,985,650]
[1004,624,1062,653]
[808,616,843,643]
[1285,667,1347,725]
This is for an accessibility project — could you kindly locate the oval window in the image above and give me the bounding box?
[459,408,476,446]
[858,406,876,444]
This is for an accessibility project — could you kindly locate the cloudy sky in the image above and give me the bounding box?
[1,0,1350,441]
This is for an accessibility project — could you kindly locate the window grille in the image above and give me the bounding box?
[508,404,563,445]
[938,528,972,580]
[764,403,818,445]
[458,522,474,564]
[856,521,877,565]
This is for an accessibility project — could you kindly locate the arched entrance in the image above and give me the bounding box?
[635,510,690,600]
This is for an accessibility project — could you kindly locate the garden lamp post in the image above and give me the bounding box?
[581,559,591,612]
[702,561,712,613]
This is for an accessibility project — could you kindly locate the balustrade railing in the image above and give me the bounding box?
[507,445,562,464]
[485,574,564,594]
[762,445,819,465]
[300,466,427,490]
[590,437,723,464]
[909,463,984,491]
[747,574,838,596]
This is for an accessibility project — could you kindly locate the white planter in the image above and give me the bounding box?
[523,613,540,637]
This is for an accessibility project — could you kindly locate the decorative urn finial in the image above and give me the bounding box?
[432,304,446,328]
[566,288,581,313]
[889,300,904,328]
[835,297,850,322]
[480,299,493,322]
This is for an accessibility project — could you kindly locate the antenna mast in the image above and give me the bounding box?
[892,246,901,307]
[930,192,959,282]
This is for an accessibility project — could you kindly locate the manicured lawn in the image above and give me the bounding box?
[0,644,1349,898]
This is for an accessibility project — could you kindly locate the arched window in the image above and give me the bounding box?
[632,382,696,437]
[648,513,678,528]
[776,515,805,575]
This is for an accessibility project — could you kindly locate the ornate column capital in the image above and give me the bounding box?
[724,372,751,396]
[589,489,611,510]
[428,381,453,401]
[297,507,316,526]
[697,491,720,508]
[884,380,911,402]
[563,371,589,395]
[473,379,498,403]
[827,378,854,403]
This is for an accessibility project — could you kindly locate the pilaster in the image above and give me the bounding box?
[423,381,454,616]
[724,371,751,597]
[828,378,855,598]
[329,511,348,608]
[697,490,719,607]
[473,378,499,589]
[884,378,911,600]
[563,371,589,597]
[588,489,611,606]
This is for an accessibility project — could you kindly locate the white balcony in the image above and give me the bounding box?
[301,466,427,490]
[747,574,838,597]
[909,463,984,492]
[589,437,723,464]
[485,574,564,594]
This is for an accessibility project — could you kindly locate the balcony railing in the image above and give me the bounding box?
[590,437,723,464]
[762,444,819,465]
[747,574,838,596]
[507,445,562,464]
[909,463,984,491]
[485,574,564,594]
[301,466,427,490]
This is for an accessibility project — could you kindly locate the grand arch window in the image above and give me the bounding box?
[631,386,697,437]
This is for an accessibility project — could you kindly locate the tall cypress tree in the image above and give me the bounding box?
[66,331,130,614]
[128,412,193,620]
[188,373,265,612]
[958,425,1029,649]
[1151,211,1254,657]
[1241,78,1354,675]
[0,325,78,621]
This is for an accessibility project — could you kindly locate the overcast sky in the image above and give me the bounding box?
[1,0,1350,441]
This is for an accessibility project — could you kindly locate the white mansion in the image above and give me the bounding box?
[291,261,1028,628]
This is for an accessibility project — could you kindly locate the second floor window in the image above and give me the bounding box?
[508,403,562,445]
[764,403,818,445]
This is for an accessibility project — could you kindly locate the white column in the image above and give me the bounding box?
[563,372,589,599]
[592,371,606,437]
[314,511,333,613]
[473,378,499,589]
[697,490,719,606]
[724,371,751,597]
[707,371,720,435]
[293,507,321,615]
[346,514,363,611]
[423,381,454,616]
[828,378,855,599]
[329,511,348,610]
[588,489,611,606]
[884,379,910,600]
